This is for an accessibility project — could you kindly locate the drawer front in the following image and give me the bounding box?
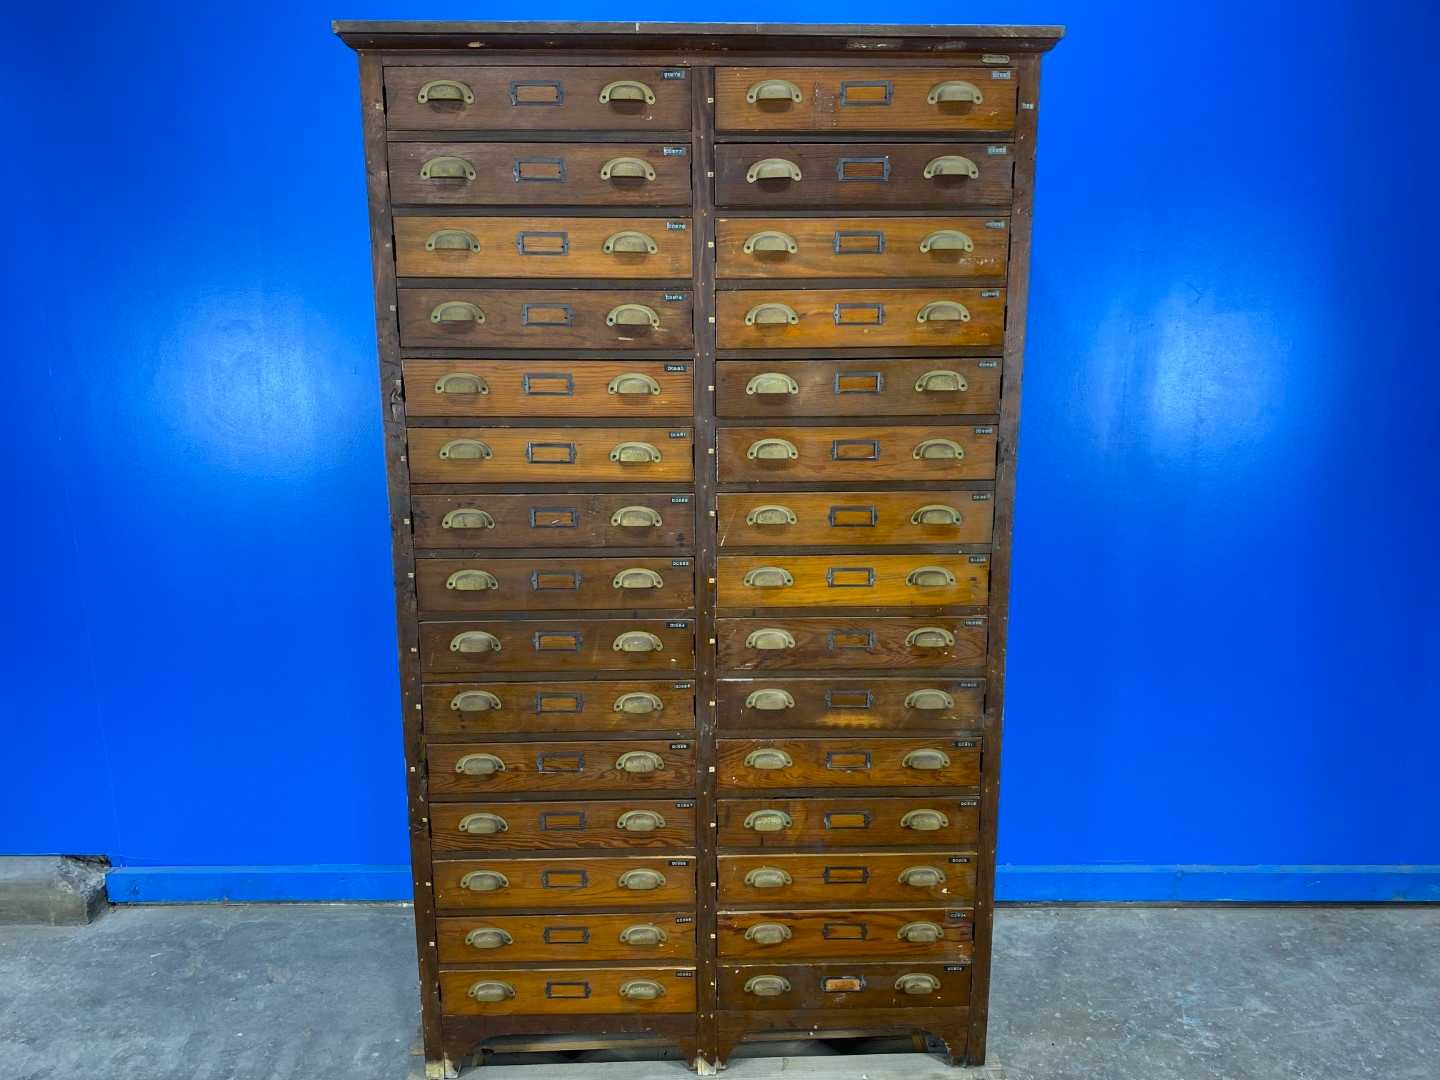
[717,491,995,548]
[388,142,693,206]
[433,855,696,910]
[439,966,697,1017]
[412,494,695,550]
[385,66,693,131]
[718,852,976,906]
[717,677,983,731]
[429,740,698,796]
[421,618,695,675]
[408,428,694,484]
[395,217,694,279]
[716,908,974,961]
[714,68,1016,132]
[717,426,995,483]
[399,288,694,349]
[716,554,988,610]
[719,961,970,1011]
[715,358,1001,418]
[405,361,695,418]
[716,738,981,791]
[716,288,1004,349]
[715,617,987,672]
[716,217,1008,280]
[717,796,981,849]
[437,912,697,964]
[430,799,697,852]
[424,680,696,735]
[416,557,695,613]
[714,142,1013,209]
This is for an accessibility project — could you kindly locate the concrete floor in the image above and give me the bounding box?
[1,905,1436,1080]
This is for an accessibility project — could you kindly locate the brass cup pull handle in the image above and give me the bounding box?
[612,505,663,528]
[607,303,661,328]
[619,923,668,946]
[895,972,943,996]
[744,866,793,889]
[745,303,800,326]
[923,154,980,180]
[902,748,952,771]
[744,922,793,946]
[906,566,957,588]
[467,980,515,1003]
[898,921,945,944]
[447,569,499,592]
[616,751,665,775]
[442,508,496,530]
[927,80,983,105]
[617,868,666,891]
[600,156,657,181]
[434,372,489,395]
[603,230,659,255]
[910,504,963,526]
[914,370,968,393]
[439,439,492,461]
[745,689,795,711]
[746,504,798,526]
[746,158,803,183]
[744,809,793,832]
[912,438,965,461]
[743,566,794,589]
[458,812,508,835]
[451,689,502,713]
[418,79,475,104]
[610,441,662,464]
[745,628,796,651]
[916,300,970,324]
[745,975,793,997]
[898,866,947,888]
[420,155,477,181]
[600,79,657,104]
[425,229,481,253]
[459,869,509,893]
[613,631,664,653]
[455,752,506,777]
[747,438,799,461]
[450,630,501,654]
[608,373,661,396]
[618,979,665,1001]
[746,78,803,104]
[613,568,664,590]
[905,626,956,648]
[904,689,955,711]
[900,809,950,832]
[617,809,667,832]
[463,927,512,950]
[431,301,486,325]
[744,748,793,771]
[614,691,664,715]
[743,230,799,255]
[919,229,974,254]
[745,372,800,395]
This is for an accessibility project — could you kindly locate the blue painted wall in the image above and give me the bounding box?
[4,1,1438,900]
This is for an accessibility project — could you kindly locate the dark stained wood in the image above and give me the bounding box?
[716,795,981,850]
[437,912,698,963]
[416,555,696,613]
[715,216,1008,281]
[715,616,987,673]
[404,360,695,419]
[716,908,974,961]
[420,618,695,676]
[716,491,995,547]
[715,737,982,791]
[717,961,971,1011]
[428,739,698,796]
[716,553,989,610]
[396,217,695,279]
[717,851,977,905]
[407,427,694,484]
[717,425,996,484]
[715,358,1001,418]
[412,493,695,550]
[716,288,1005,350]
[423,679,697,734]
[430,799,697,852]
[438,966,698,1016]
[433,854,697,911]
[716,677,984,731]
[398,288,695,350]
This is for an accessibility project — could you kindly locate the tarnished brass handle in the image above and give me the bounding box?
[743,566,794,589]
[614,691,663,715]
[459,869,508,892]
[420,155,476,181]
[746,78,803,104]
[745,975,793,997]
[923,155,980,180]
[447,569,499,592]
[901,809,950,832]
[467,980,515,1003]
[745,628,796,651]
[431,301,486,325]
[745,689,795,711]
[906,627,955,648]
[895,972,943,996]
[442,508,496,530]
[919,229,974,254]
[607,304,661,328]
[898,865,947,888]
[418,79,475,104]
[603,230,658,254]
[455,752,506,777]
[612,505,663,528]
[905,689,955,711]
[746,372,799,395]
[906,566,957,588]
[744,748,793,771]
[746,504,797,526]
[610,441,662,463]
[619,923,668,946]
[458,812,508,835]
[744,809,792,832]
[744,866,793,889]
[425,229,481,253]
[743,230,799,255]
[439,439,492,461]
[616,751,665,775]
[897,921,945,943]
[600,79,656,104]
[463,927,512,950]
[745,303,799,326]
[903,748,952,771]
[617,809,666,832]
[746,158,803,183]
[910,504,962,526]
[434,372,489,395]
[613,631,664,653]
[927,80,983,105]
[618,868,666,891]
[916,301,970,323]
[914,370,968,393]
[451,689,502,713]
[608,373,661,396]
[618,979,665,1001]
[600,156,657,181]
[613,568,664,590]
[746,438,799,461]
[744,923,792,946]
[913,439,964,461]
[450,630,501,654]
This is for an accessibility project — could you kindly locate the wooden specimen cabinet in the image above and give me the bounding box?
[335,19,1063,1078]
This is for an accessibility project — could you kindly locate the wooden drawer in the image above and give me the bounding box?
[439,966,697,1017]
[395,217,694,279]
[408,427,693,484]
[717,677,983,731]
[416,557,695,613]
[420,618,695,675]
[424,680,696,735]
[429,740,698,796]
[437,912,697,964]
[412,494,695,551]
[385,66,693,131]
[717,426,995,484]
[398,288,694,349]
[716,908,973,961]
[434,855,696,911]
[405,361,694,419]
[715,358,1001,418]
[717,490,994,548]
[719,851,976,906]
[715,217,1008,280]
[715,617,986,672]
[714,68,1016,132]
[716,554,988,610]
[717,796,981,850]
[430,799,697,852]
[716,737,981,791]
[388,142,693,206]
[716,288,1004,350]
[714,142,1013,209]
[719,960,970,1011]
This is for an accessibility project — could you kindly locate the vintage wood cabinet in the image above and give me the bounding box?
[335,19,1062,1078]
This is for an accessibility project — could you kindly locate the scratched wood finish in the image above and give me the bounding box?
[716,554,989,610]
[715,218,1008,280]
[404,361,695,418]
[716,491,995,547]
[411,493,696,550]
[433,855,697,911]
[716,908,974,962]
[717,426,996,483]
[716,677,984,731]
[407,427,694,484]
[716,796,981,850]
[428,740,698,795]
[715,737,981,790]
[438,966,699,1016]
[424,679,697,735]
[430,799,698,852]
[395,217,695,279]
[715,358,1001,418]
[399,288,695,349]
[715,616,987,673]
[416,556,696,613]
[420,618,695,675]
[437,912,698,963]
[716,289,1004,350]
[717,851,977,906]
[718,961,970,1011]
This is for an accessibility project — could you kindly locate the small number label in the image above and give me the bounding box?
[662,146,688,156]
[987,145,1009,155]
[670,496,691,504]
[672,559,692,567]
[663,292,687,302]
[665,221,688,231]
[666,621,690,629]
[662,69,687,80]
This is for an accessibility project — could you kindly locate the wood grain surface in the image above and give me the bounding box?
[716,490,995,547]
[437,911,698,963]
[411,493,696,550]
[433,855,697,911]
[715,217,1008,280]
[715,358,1001,418]
[404,360,695,418]
[430,798,697,852]
[423,679,697,735]
[399,288,695,349]
[408,427,694,484]
[716,795,981,849]
[716,288,1004,349]
[428,739,698,795]
[716,553,989,610]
